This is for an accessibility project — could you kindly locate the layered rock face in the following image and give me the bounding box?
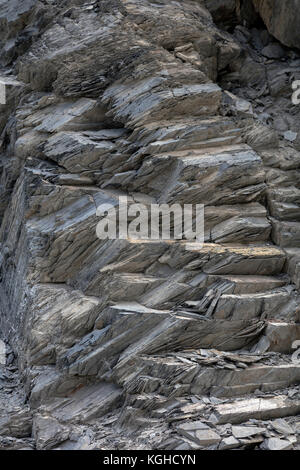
[0,0,299,450]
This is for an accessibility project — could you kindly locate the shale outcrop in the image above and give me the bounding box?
[0,0,300,450]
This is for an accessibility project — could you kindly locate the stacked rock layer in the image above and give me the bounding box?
[0,0,300,450]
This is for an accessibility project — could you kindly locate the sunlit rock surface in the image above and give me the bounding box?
[0,0,300,450]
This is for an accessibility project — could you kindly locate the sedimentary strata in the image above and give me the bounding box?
[0,0,299,450]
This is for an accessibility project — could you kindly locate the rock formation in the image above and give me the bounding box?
[0,0,299,450]
[252,0,300,49]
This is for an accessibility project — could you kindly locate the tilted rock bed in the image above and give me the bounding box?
[0,0,299,450]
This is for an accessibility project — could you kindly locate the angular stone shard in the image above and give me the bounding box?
[219,436,240,450]
[232,426,265,439]
[261,437,293,451]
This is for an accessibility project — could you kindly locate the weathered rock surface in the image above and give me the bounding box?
[252,0,300,49]
[0,0,299,451]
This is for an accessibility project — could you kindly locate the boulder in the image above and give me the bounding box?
[252,0,300,49]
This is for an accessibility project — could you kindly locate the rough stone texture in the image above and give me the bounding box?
[252,0,300,49]
[0,0,299,451]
